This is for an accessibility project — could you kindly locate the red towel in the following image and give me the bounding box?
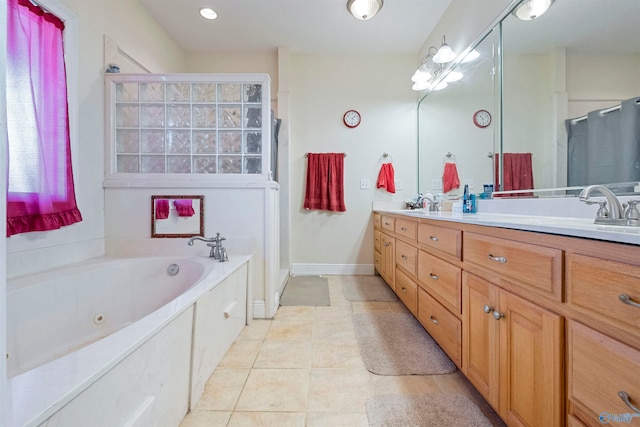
[174,199,195,217]
[376,163,396,193]
[442,162,460,193]
[494,153,534,197]
[304,153,346,212]
[155,199,169,219]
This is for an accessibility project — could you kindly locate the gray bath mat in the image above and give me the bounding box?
[280,276,330,306]
[342,275,398,302]
[366,393,493,427]
[353,312,456,375]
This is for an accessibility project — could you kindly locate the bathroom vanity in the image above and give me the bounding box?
[373,210,640,427]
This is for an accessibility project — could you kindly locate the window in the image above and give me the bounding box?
[6,0,82,236]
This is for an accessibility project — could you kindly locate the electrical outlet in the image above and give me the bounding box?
[395,179,403,190]
[432,179,443,190]
[360,179,371,190]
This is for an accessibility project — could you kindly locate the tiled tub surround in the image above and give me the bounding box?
[7,255,251,427]
[373,209,640,426]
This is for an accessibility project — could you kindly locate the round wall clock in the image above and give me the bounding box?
[473,109,492,128]
[473,110,491,128]
[343,110,361,128]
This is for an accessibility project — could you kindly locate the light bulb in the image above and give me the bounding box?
[412,81,431,91]
[199,8,218,20]
[444,71,463,83]
[461,50,480,63]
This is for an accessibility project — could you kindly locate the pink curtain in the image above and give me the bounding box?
[6,0,82,236]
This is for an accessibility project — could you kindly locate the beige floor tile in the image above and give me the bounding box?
[369,373,442,396]
[308,368,370,413]
[179,410,231,427]
[274,305,315,321]
[235,368,309,412]
[306,412,369,427]
[312,316,356,341]
[227,411,305,427]
[314,303,352,320]
[266,319,313,340]
[237,319,272,340]
[195,368,250,411]
[312,340,364,368]
[217,339,262,368]
[351,301,395,313]
[253,340,312,369]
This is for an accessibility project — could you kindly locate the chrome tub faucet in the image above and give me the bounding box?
[187,232,229,261]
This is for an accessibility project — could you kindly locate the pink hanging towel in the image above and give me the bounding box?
[155,199,169,219]
[304,153,346,212]
[174,199,195,217]
[442,162,460,193]
[376,163,396,193]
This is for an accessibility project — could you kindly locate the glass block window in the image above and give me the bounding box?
[112,80,265,175]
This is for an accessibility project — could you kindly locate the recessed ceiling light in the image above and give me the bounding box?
[199,8,218,20]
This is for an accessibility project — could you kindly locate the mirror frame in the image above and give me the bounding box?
[151,195,204,238]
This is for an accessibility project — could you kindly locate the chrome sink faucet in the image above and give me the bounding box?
[187,232,229,261]
[417,194,440,212]
[578,185,624,220]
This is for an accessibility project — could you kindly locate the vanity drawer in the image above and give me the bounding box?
[418,288,462,367]
[567,253,640,333]
[374,213,382,229]
[417,250,462,315]
[374,230,381,253]
[395,218,417,241]
[395,269,418,315]
[381,215,395,232]
[464,232,563,301]
[568,321,640,423]
[418,223,462,260]
[396,240,417,276]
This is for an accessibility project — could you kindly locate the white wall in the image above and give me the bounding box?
[6,0,186,278]
[289,54,418,274]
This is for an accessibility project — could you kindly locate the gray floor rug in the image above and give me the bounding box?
[366,393,493,427]
[279,276,330,306]
[342,275,398,302]
[353,312,456,375]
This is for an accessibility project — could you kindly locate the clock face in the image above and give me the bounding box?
[343,110,361,128]
[473,110,492,128]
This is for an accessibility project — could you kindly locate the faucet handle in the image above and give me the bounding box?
[625,200,640,220]
[585,200,609,218]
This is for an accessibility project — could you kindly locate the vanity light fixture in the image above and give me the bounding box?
[443,71,464,83]
[461,50,480,63]
[199,7,218,20]
[347,0,383,21]
[432,36,457,64]
[512,0,554,21]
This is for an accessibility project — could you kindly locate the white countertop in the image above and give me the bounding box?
[376,209,640,246]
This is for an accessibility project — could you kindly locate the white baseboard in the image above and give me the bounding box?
[290,263,375,276]
[252,300,267,319]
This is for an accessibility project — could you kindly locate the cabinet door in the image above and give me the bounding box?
[381,233,395,287]
[498,290,564,427]
[462,272,500,407]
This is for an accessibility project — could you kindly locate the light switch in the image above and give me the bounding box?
[360,179,371,190]
[432,179,443,190]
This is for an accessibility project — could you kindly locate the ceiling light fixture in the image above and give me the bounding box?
[512,0,554,21]
[432,36,457,64]
[199,7,218,20]
[347,0,383,21]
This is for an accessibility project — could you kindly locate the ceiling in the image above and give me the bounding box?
[137,0,453,55]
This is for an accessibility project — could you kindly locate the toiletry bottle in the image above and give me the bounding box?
[463,184,470,213]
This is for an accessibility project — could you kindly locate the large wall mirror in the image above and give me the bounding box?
[151,195,204,238]
[418,0,640,198]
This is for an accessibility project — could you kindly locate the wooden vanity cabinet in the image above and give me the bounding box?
[462,272,564,426]
[373,214,395,288]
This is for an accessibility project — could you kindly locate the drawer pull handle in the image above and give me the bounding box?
[619,294,640,309]
[401,287,407,293]
[483,305,494,314]
[429,236,439,242]
[401,255,408,260]
[429,316,439,325]
[401,227,407,231]
[384,222,390,226]
[618,391,640,414]
[488,254,507,264]
[492,311,504,320]
[430,274,439,280]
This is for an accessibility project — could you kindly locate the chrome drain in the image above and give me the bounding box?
[94,313,105,324]
[167,263,180,276]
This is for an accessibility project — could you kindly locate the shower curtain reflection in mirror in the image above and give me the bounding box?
[567,97,640,189]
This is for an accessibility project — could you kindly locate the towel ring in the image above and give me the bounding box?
[378,152,393,164]
[443,152,457,165]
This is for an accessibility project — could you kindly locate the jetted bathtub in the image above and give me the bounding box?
[6,254,251,427]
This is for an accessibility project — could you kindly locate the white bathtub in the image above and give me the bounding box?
[6,255,251,427]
